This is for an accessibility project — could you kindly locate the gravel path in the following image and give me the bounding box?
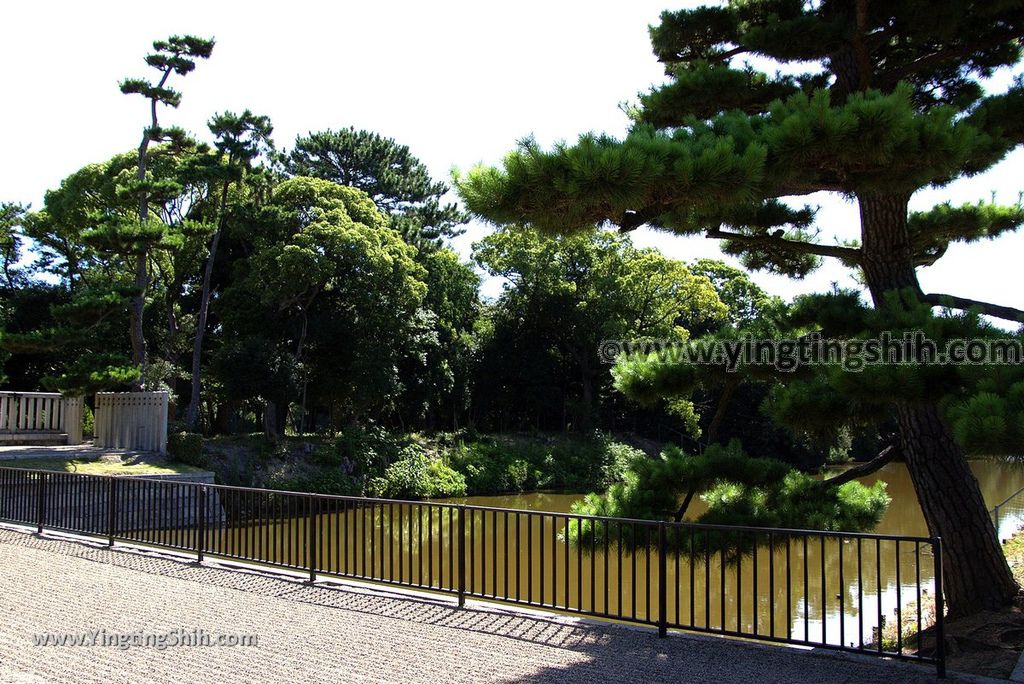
[0,525,965,683]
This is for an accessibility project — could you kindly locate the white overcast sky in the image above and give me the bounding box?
[2,0,1022,314]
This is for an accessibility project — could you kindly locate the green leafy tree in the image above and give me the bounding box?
[615,260,799,450]
[688,258,783,332]
[396,248,481,430]
[286,128,468,248]
[457,2,1024,615]
[216,177,426,436]
[14,141,223,394]
[473,228,726,430]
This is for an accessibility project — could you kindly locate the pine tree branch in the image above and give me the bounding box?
[852,0,873,91]
[877,30,1024,88]
[923,292,1024,323]
[823,445,897,488]
[618,207,663,232]
[706,45,749,64]
[706,228,862,262]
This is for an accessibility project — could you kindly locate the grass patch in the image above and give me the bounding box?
[0,456,203,476]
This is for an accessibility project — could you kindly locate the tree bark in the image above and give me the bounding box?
[263,400,278,440]
[128,253,148,388]
[897,402,1018,617]
[858,192,1017,618]
[674,487,697,522]
[186,180,231,431]
[705,375,739,445]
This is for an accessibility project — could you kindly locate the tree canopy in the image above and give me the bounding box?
[287,128,468,248]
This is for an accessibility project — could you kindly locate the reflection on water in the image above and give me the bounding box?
[191,460,1024,651]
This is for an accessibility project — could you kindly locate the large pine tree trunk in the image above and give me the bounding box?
[897,403,1018,615]
[859,193,1017,618]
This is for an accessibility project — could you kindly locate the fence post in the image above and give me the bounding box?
[196,485,207,563]
[307,495,318,582]
[35,471,47,535]
[934,537,946,678]
[107,477,117,546]
[458,505,467,607]
[658,522,668,638]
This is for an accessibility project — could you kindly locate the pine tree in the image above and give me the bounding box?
[458,1,1024,617]
[287,128,468,247]
[109,35,214,387]
[185,110,274,430]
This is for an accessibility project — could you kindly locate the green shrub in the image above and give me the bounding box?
[269,469,362,496]
[167,432,206,467]
[447,439,532,494]
[312,426,408,475]
[367,449,467,499]
[81,404,95,438]
[443,433,642,495]
[601,441,644,485]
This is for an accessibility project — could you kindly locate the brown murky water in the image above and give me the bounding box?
[184,460,1024,649]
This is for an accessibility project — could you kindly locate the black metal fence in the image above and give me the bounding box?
[0,467,945,676]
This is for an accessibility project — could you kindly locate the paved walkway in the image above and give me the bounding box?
[0,526,968,683]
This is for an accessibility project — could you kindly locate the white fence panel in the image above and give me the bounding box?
[94,391,169,454]
[0,392,85,444]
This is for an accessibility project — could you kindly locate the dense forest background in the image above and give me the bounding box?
[1,120,849,464]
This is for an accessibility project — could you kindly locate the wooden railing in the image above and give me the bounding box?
[0,392,83,444]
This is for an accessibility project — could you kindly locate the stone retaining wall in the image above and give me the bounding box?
[0,470,224,534]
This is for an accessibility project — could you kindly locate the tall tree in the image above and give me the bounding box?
[395,248,481,430]
[185,110,274,430]
[215,177,427,435]
[286,128,468,247]
[114,35,214,387]
[458,1,1024,616]
[473,228,726,430]
[6,144,217,395]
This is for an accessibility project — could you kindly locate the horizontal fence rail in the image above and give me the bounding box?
[0,467,945,676]
[993,485,1024,542]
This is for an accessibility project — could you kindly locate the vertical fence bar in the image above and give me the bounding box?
[197,486,207,562]
[35,471,47,534]
[458,505,466,607]
[934,538,946,678]
[308,495,318,582]
[658,523,668,638]
[107,477,117,546]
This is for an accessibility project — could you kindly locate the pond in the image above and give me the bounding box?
[434,459,1024,646]
[449,459,1024,540]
